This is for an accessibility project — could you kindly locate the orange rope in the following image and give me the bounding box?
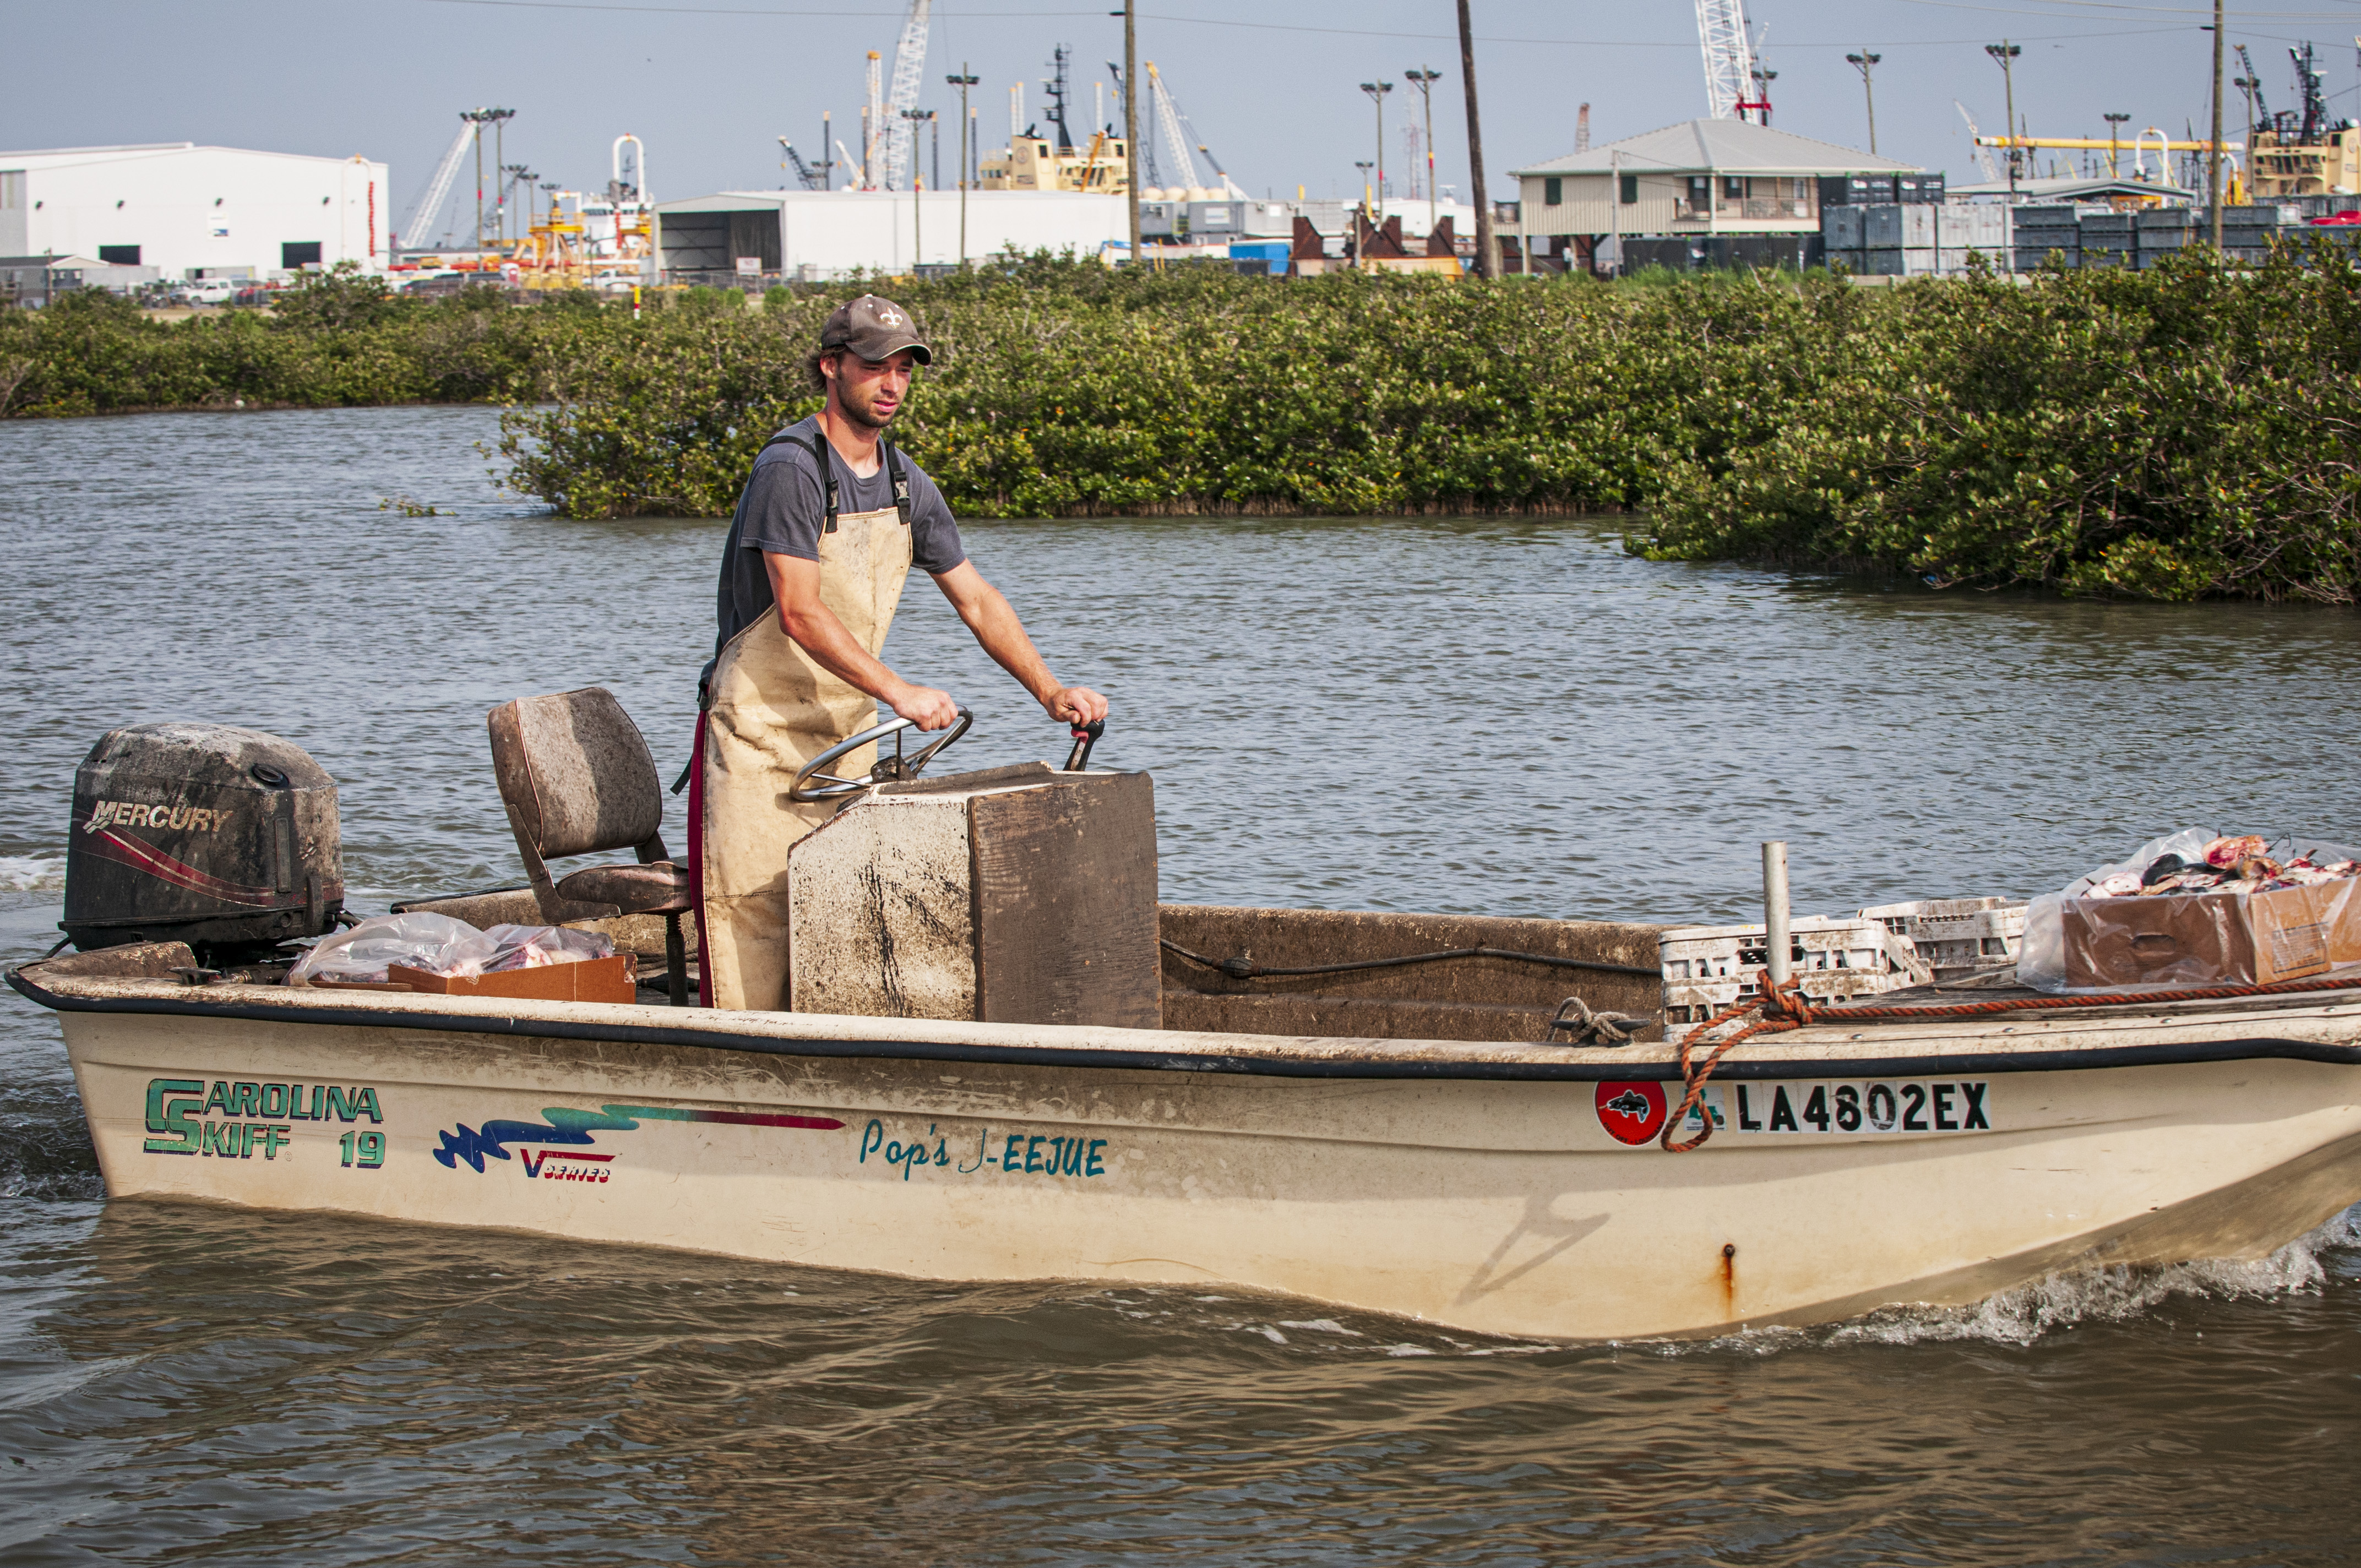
[1655,968,2361,1154]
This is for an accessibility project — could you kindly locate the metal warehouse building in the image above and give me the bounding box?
[0,143,391,281]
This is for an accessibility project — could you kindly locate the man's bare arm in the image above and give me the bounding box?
[930,560,1109,726]
[764,552,958,728]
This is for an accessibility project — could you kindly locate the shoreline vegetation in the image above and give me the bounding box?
[5,249,2359,602]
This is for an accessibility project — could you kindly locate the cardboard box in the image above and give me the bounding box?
[386,954,637,1004]
[2063,880,2361,989]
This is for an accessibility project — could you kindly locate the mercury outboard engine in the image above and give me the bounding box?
[63,722,343,960]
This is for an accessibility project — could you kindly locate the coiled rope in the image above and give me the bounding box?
[1658,968,2361,1154]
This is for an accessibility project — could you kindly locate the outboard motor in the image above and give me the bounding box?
[63,722,342,959]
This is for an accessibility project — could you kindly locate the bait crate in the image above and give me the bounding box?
[1859,896,2025,982]
[1658,916,1922,1028]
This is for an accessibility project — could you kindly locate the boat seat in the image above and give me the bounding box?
[487,686,692,1006]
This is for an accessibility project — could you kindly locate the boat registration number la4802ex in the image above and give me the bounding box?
[1596,1079,1993,1146]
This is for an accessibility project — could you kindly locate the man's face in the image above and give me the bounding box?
[825,350,918,430]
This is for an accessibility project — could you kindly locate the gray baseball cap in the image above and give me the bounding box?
[819,293,932,364]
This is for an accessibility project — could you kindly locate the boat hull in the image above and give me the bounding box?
[56,1002,2361,1341]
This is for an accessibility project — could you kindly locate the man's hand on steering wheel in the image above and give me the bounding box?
[886,682,961,731]
[1046,686,1108,726]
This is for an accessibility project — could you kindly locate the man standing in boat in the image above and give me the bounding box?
[690,293,1109,1010]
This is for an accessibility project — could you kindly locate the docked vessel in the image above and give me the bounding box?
[16,702,2361,1342]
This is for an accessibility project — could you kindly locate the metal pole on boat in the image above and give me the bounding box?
[1762,840,1792,987]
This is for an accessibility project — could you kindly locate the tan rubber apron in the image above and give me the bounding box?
[697,495,912,1011]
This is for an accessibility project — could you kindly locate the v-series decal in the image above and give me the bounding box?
[86,800,235,834]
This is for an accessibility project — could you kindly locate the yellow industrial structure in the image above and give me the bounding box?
[981,129,1129,194]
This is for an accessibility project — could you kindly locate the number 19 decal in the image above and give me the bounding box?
[339,1130,385,1168]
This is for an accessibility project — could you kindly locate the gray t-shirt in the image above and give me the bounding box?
[711,416,966,659]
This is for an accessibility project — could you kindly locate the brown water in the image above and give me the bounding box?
[3,407,2360,1564]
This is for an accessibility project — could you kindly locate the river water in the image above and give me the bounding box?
[3,406,2360,1564]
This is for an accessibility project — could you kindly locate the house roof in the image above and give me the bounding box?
[1512,119,1919,178]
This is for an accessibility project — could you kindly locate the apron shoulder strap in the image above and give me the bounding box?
[755,424,839,534]
[883,439,912,528]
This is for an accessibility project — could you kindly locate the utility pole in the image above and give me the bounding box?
[2103,112,2130,178]
[1457,0,1494,277]
[1845,52,1881,154]
[1405,67,1443,233]
[1984,42,2021,197]
[823,110,833,190]
[2208,0,2226,247]
[1359,80,1393,210]
[466,109,487,252]
[947,67,980,265]
[1354,160,1375,216]
[1124,1,1140,268]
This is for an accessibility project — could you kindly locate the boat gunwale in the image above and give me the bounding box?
[15,964,2361,1084]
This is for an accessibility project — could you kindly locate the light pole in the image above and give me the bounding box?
[2103,111,2130,178]
[1845,52,1881,154]
[1404,67,1443,233]
[902,108,933,273]
[946,68,979,266]
[1985,42,2021,197]
[1354,159,1375,217]
[1359,80,1394,213]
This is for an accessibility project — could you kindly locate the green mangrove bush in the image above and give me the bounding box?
[9,250,2359,600]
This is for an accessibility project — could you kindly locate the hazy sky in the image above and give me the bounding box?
[9,0,2355,236]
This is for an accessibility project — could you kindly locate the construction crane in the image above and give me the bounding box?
[777,138,826,190]
[401,116,477,249]
[881,0,933,189]
[1694,0,1758,121]
[1144,63,1201,190]
[1955,101,2001,182]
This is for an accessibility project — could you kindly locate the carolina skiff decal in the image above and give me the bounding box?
[432,1103,845,1174]
[143,1076,384,1160]
[1602,1078,1999,1146]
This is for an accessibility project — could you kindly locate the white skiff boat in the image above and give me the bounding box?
[23,704,2361,1341]
[18,930,2361,1342]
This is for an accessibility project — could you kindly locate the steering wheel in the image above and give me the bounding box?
[788,707,973,803]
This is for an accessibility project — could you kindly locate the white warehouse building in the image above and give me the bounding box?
[655,189,1130,279]
[0,143,391,280]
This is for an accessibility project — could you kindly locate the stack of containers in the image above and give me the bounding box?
[1819,203,1866,273]
[2079,211,2134,269]
[1938,204,2012,273]
[2218,204,2290,263]
[1861,202,1939,276]
[2012,205,2080,271]
[2134,207,2193,269]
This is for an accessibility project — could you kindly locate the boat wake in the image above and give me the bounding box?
[1667,1207,2361,1355]
[0,855,64,892]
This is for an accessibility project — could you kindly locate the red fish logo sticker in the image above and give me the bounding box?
[1596,1081,1669,1145]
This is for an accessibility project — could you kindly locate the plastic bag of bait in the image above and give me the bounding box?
[2022,829,2361,992]
[437,923,614,977]
[287,911,481,986]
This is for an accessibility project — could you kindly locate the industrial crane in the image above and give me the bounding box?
[1955,101,2001,182]
[401,117,477,249]
[1694,0,1759,121]
[777,138,827,191]
[880,0,933,189]
[1140,62,1244,196]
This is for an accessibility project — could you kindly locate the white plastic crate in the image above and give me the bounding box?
[1658,916,1925,1028]
[1859,896,2025,982]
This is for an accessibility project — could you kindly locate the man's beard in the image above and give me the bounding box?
[839,386,899,431]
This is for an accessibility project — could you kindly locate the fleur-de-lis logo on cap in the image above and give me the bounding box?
[878,305,904,326]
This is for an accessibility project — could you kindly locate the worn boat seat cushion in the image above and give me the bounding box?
[488,688,664,861]
[556,862,693,916]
